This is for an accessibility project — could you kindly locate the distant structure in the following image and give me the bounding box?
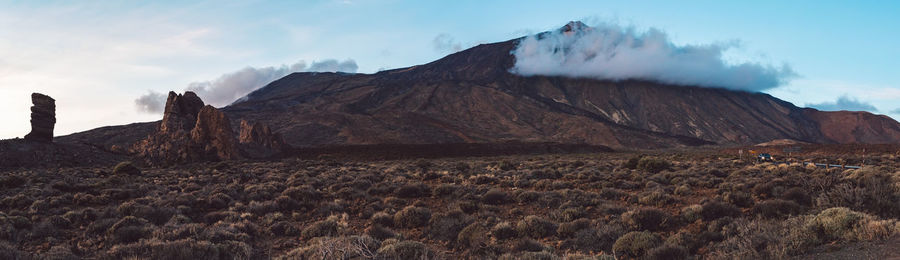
[24,93,56,142]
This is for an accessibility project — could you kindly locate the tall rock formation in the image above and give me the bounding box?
[160,91,204,134]
[24,93,56,142]
[191,105,240,160]
[130,91,286,164]
[133,91,242,164]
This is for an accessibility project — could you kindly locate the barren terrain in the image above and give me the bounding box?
[2,145,900,259]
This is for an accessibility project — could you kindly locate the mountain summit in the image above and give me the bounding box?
[61,23,900,150]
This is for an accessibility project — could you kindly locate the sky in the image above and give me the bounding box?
[1,0,899,139]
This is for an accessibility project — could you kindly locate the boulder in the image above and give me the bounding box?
[24,93,56,142]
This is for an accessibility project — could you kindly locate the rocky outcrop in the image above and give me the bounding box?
[239,119,285,158]
[191,105,240,160]
[131,91,289,164]
[24,93,56,142]
[160,91,204,134]
[133,92,242,164]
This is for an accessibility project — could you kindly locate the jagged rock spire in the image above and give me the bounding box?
[24,93,56,142]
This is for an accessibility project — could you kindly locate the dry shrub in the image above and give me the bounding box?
[301,219,338,239]
[815,171,900,218]
[499,251,557,260]
[370,212,393,227]
[751,199,802,219]
[509,238,546,253]
[482,189,509,205]
[622,208,672,232]
[491,222,517,241]
[0,241,27,260]
[396,183,429,198]
[723,191,754,208]
[637,157,670,174]
[612,231,662,259]
[106,238,251,260]
[108,216,151,244]
[457,223,488,249]
[665,231,702,254]
[516,215,557,239]
[557,218,591,238]
[277,235,379,260]
[0,175,26,189]
[807,207,897,242]
[561,228,606,254]
[394,206,432,228]
[707,216,818,259]
[365,225,398,240]
[268,221,301,236]
[432,184,458,197]
[781,187,811,206]
[376,240,436,259]
[281,186,322,204]
[646,245,688,260]
[680,204,702,223]
[113,161,141,175]
[638,190,677,207]
[40,245,79,260]
[700,201,741,221]
[428,210,471,242]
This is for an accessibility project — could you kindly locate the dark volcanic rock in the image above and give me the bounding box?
[160,91,204,134]
[24,93,56,142]
[133,92,241,164]
[191,105,240,160]
[238,119,285,158]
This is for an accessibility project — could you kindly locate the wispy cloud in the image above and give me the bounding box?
[807,95,877,112]
[135,90,167,113]
[433,34,463,54]
[135,59,358,112]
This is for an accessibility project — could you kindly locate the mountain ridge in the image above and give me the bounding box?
[58,25,900,150]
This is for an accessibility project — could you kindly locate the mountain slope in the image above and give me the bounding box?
[60,27,900,150]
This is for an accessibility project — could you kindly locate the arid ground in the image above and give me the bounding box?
[2,145,900,259]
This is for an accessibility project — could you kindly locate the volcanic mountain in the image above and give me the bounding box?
[60,22,900,150]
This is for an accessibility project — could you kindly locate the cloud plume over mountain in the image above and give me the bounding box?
[433,33,463,54]
[510,21,796,92]
[135,59,358,113]
[134,90,167,113]
[808,95,877,112]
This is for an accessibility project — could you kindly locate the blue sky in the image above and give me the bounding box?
[1,0,899,138]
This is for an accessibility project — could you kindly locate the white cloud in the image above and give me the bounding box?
[511,21,797,92]
[807,95,877,112]
[307,59,359,74]
[135,90,167,113]
[433,34,463,54]
[136,59,358,111]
